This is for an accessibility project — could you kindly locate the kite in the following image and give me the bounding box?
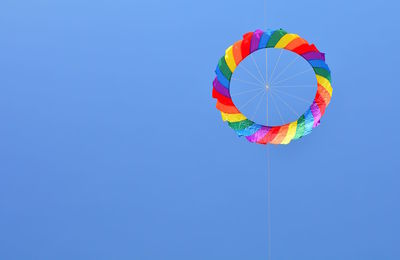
[212,29,332,145]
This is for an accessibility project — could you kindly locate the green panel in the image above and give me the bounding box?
[228,119,254,130]
[314,67,331,82]
[218,56,232,80]
[266,29,287,47]
[293,115,305,140]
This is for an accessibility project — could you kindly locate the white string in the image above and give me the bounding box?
[266,144,271,260]
[266,51,271,260]
[266,49,268,85]
[264,0,267,29]
[264,9,271,257]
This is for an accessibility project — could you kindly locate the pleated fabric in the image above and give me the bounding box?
[212,29,332,145]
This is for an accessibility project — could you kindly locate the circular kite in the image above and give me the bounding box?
[212,29,332,145]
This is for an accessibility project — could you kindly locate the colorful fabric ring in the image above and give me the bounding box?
[212,29,332,145]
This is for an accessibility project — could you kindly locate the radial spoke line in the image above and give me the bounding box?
[231,87,265,96]
[266,86,269,126]
[270,90,299,117]
[251,90,266,120]
[269,49,283,83]
[271,68,313,85]
[266,49,268,85]
[250,54,266,84]
[271,88,312,104]
[272,84,316,88]
[231,77,264,87]
[239,89,265,111]
[269,91,285,125]
[270,56,300,84]
[239,64,265,85]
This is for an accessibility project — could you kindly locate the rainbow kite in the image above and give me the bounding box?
[212,29,332,145]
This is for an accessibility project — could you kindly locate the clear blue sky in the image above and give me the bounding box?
[1,0,399,259]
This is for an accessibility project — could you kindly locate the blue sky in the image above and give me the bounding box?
[1,0,399,259]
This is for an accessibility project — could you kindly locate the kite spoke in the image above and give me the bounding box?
[269,91,285,125]
[231,77,265,88]
[270,56,300,84]
[239,89,265,110]
[269,49,283,83]
[269,90,299,118]
[231,87,265,97]
[239,63,265,85]
[266,85,269,126]
[272,84,316,88]
[271,68,313,85]
[250,54,266,84]
[271,88,311,104]
[251,90,266,121]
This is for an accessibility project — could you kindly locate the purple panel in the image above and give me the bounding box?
[250,29,263,53]
[310,101,321,128]
[213,78,230,97]
[246,126,270,143]
[302,51,325,61]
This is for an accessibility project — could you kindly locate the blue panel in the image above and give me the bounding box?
[258,29,275,49]
[215,65,230,88]
[303,109,314,136]
[309,59,330,72]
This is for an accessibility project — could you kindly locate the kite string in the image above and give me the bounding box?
[264,0,267,30]
[264,2,271,258]
[266,46,271,260]
[267,143,271,260]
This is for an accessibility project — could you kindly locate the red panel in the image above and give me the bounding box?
[259,126,280,144]
[270,124,289,144]
[292,43,318,55]
[241,32,253,59]
[310,44,319,52]
[212,87,234,106]
[314,92,327,116]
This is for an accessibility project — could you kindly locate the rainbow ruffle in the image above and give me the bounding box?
[212,29,332,145]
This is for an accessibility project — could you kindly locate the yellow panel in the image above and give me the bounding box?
[275,34,300,49]
[221,112,247,122]
[281,121,297,144]
[225,45,237,72]
[316,75,332,96]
